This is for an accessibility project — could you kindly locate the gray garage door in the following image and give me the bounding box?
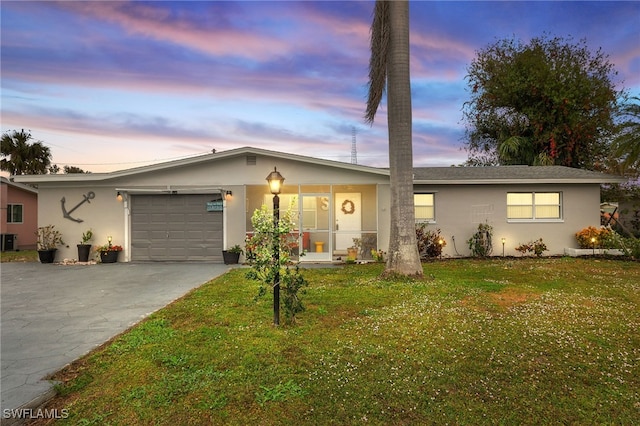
[131,194,223,262]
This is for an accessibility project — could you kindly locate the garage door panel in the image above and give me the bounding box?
[131,194,223,262]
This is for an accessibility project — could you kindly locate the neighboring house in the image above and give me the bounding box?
[1,176,38,250]
[12,147,625,262]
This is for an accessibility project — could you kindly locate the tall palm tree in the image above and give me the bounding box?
[366,0,422,276]
[1,129,51,175]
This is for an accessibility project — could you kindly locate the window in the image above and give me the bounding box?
[507,192,561,220]
[7,204,23,223]
[414,193,435,222]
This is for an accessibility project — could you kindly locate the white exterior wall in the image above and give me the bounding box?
[26,149,608,262]
[33,152,390,262]
[423,183,600,257]
[36,185,126,261]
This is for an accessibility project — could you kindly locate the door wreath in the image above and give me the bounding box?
[341,199,355,215]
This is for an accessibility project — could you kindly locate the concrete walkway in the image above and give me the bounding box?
[1,262,232,420]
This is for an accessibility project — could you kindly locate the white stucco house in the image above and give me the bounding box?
[12,146,625,263]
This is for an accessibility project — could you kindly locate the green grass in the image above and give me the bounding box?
[0,249,38,262]
[39,258,639,425]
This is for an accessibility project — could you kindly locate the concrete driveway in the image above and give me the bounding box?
[1,262,232,417]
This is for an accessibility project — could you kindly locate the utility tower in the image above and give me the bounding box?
[351,126,358,165]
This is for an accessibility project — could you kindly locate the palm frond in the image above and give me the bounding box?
[365,0,389,124]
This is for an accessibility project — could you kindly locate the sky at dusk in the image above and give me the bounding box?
[1,1,639,174]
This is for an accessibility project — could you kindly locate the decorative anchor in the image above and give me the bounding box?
[61,191,95,223]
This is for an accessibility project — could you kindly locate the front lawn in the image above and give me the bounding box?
[35,258,639,425]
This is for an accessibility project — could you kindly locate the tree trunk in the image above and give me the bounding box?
[385,0,422,276]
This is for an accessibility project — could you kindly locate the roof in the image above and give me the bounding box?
[412,165,626,184]
[11,146,388,184]
[0,176,38,194]
[11,147,626,185]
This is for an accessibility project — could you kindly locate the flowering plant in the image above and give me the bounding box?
[575,226,613,249]
[95,244,123,252]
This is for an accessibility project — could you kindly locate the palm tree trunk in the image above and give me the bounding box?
[385,0,422,276]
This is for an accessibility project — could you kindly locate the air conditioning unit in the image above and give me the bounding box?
[1,234,17,251]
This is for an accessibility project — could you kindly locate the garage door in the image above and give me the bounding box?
[131,194,223,262]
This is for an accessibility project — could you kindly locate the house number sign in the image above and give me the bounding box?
[61,191,95,223]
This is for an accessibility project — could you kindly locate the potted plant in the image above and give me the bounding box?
[36,225,64,263]
[96,238,123,263]
[77,229,93,262]
[347,237,361,260]
[222,244,243,264]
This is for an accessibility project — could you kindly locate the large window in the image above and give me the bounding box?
[414,193,435,222]
[507,192,561,220]
[7,204,23,223]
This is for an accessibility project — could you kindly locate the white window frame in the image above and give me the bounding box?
[414,193,435,223]
[7,203,24,224]
[507,192,563,222]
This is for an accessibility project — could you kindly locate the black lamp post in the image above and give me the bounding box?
[266,167,285,326]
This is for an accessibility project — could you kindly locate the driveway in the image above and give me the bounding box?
[1,262,232,418]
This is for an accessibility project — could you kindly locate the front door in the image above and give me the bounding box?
[335,193,362,253]
[300,194,331,261]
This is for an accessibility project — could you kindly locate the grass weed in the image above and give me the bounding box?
[32,258,639,425]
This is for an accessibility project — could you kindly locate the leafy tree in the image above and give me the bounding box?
[366,0,422,277]
[463,35,622,169]
[63,165,89,174]
[1,129,52,175]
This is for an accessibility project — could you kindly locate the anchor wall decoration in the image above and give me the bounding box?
[61,191,95,223]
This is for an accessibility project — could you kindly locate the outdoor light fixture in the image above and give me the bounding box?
[591,237,596,256]
[225,190,233,200]
[266,167,285,326]
[116,191,123,202]
[107,235,113,249]
[267,167,284,195]
[438,239,444,260]
[501,238,506,257]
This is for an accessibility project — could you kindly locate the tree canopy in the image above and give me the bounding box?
[463,35,623,169]
[1,129,52,175]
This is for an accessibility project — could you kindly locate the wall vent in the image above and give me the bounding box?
[246,155,257,165]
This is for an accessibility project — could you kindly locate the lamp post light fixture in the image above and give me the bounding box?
[438,239,444,260]
[266,167,284,326]
[501,238,506,257]
[591,237,596,256]
[107,235,113,249]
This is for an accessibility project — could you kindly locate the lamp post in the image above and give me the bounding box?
[501,238,506,257]
[591,237,596,256]
[266,167,285,326]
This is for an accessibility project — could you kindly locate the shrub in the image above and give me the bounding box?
[515,238,548,257]
[245,204,307,325]
[467,222,493,257]
[575,226,619,249]
[416,224,446,259]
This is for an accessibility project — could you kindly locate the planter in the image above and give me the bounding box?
[564,248,624,257]
[347,247,358,259]
[38,249,57,264]
[100,251,119,263]
[77,244,91,262]
[222,250,241,264]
